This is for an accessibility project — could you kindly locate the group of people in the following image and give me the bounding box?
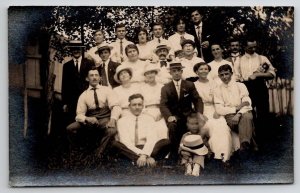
[60,9,276,176]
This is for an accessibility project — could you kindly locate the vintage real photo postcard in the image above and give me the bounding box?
[8,6,294,186]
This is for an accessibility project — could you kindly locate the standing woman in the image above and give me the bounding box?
[136,27,154,61]
[113,65,141,117]
[193,62,239,164]
[86,29,107,66]
[141,63,169,140]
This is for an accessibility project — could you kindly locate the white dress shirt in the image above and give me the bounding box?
[75,84,121,122]
[117,112,158,156]
[173,79,182,98]
[213,80,252,115]
[110,38,134,62]
[237,53,276,81]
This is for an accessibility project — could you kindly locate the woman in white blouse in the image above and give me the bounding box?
[193,62,239,164]
[113,65,141,117]
[135,27,154,61]
[140,63,168,140]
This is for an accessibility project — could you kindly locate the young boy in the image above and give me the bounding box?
[179,112,208,176]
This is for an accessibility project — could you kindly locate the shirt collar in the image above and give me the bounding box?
[173,79,182,86]
[245,52,258,58]
[231,53,240,57]
[73,56,82,63]
[88,84,101,90]
[195,21,203,28]
[116,38,126,42]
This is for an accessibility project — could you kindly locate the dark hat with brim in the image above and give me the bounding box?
[168,62,185,70]
[95,44,113,55]
[66,40,85,48]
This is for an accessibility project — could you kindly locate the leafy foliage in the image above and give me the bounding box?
[43,6,293,77]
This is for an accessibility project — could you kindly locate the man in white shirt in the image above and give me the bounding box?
[214,64,254,152]
[113,93,170,167]
[110,23,134,63]
[153,44,172,84]
[236,38,276,141]
[225,38,243,81]
[66,67,122,158]
[148,22,174,60]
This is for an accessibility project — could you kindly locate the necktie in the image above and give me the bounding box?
[175,81,180,99]
[160,60,167,67]
[120,40,124,62]
[233,56,237,63]
[75,59,79,72]
[101,62,108,86]
[196,26,204,60]
[158,38,161,43]
[135,116,139,146]
[92,87,100,110]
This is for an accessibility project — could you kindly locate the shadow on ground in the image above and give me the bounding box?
[9,89,293,186]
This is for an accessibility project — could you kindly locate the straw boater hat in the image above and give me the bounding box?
[95,43,114,55]
[66,40,86,48]
[153,44,171,54]
[181,134,208,156]
[143,62,160,75]
[167,61,185,70]
[113,65,133,83]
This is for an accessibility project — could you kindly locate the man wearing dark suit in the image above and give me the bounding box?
[62,40,95,124]
[95,44,120,88]
[160,62,205,161]
[188,9,212,63]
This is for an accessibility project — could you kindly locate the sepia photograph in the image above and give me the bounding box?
[8,5,294,187]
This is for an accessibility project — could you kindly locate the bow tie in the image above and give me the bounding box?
[160,61,167,67]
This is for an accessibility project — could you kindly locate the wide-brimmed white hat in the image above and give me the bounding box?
[181,134,208,156]
[114,65,133,83]
[143,62,160,75]
[153,44,171,54]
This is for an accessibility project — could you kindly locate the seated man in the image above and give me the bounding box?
[213,64,254,153]
[113,94,170,167]
[66,66,121,157]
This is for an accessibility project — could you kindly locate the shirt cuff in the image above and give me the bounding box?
[75,114,86,123]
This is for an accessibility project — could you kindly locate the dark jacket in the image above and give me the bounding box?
[61,58,95,115]
[97,59,120,88]
[160,80,204,121]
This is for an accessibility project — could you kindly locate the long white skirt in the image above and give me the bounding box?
[202,105,240,161]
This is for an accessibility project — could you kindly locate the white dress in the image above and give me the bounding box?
[140,82,169,140]
[113,83,141,117]
[194,80,239,161]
